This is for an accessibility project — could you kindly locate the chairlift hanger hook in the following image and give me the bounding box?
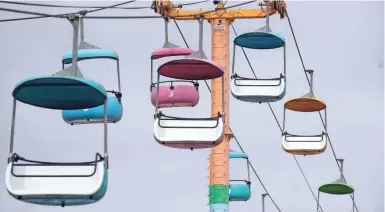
[79,10,88,16]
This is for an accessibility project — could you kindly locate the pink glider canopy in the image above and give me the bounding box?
[158,58,224,80]
[151,48,195,60]
[151,85,199,108]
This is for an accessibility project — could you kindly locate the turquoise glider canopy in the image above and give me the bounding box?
[229,152,248,159]
[234,31,285,49]
[13,76,106,110]
[62,49,119,64]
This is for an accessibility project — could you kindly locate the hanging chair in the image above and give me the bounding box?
[229,151,251,201]
[150,18,199,108]
[231,2,286,103]
[5,15,110,207]
[153,17,225,150]
[61,15,123,125]
[282,69,327,155]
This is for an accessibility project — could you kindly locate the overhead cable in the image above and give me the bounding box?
[0,0,148,10]
[0,0,137,22]
[0,0,208,10]
[85,0,257,19]
[0,0,256,22]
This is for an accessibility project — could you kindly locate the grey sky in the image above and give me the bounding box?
[0,1,383,212]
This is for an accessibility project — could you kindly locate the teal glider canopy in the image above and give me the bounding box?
[62,49,119,64]
[13,76,106,110]
[234,31,285,49]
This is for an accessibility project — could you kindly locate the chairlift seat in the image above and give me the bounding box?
[231,75,286,103]
[5,156,107,206]
[158,58,224,80]
[62,49,119,64]
[151,48,195,60]
[151,83,199,108]
[234,31,285,49]
[62,96,123,125]
[282,132,327,155]
[13,76,106,110]
[229,184,251,201]
[153,113,224,149]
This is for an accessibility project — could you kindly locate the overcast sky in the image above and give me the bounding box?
[0,1,383,212]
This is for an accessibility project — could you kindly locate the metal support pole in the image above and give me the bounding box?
[150,59,154,85]
[283,45,286,76]
[265,0,270,28]
[231,46,236,75]
[79,10,87,48]
[103,98,109,169]
[67,14,80,76]
[262,193,268,212]
[306,69,314,93]
[155,73,161,114]
[324,108,327,132]
[164,18,169,43]
[209,17,231,212]
[282,108,286,134]
[246,159,250,182]
[198,16,204,51]
[337,158,344,179]
[8,98,17,159]
[117,61,122,93]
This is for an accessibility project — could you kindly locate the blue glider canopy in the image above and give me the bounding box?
[12,76,106,110]
[234,32,285,49]
[62,49,119,64]
[229,152,248,159]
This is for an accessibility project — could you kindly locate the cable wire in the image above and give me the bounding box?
[0,0,148,10]
[0,1,137,22]
[87,1,136,13]
[0,0,208,10]
[0,0,257,22]
[230,23,324,212]
[0,0,209,22]
[285,8,359,212]
[173,19,283,212]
